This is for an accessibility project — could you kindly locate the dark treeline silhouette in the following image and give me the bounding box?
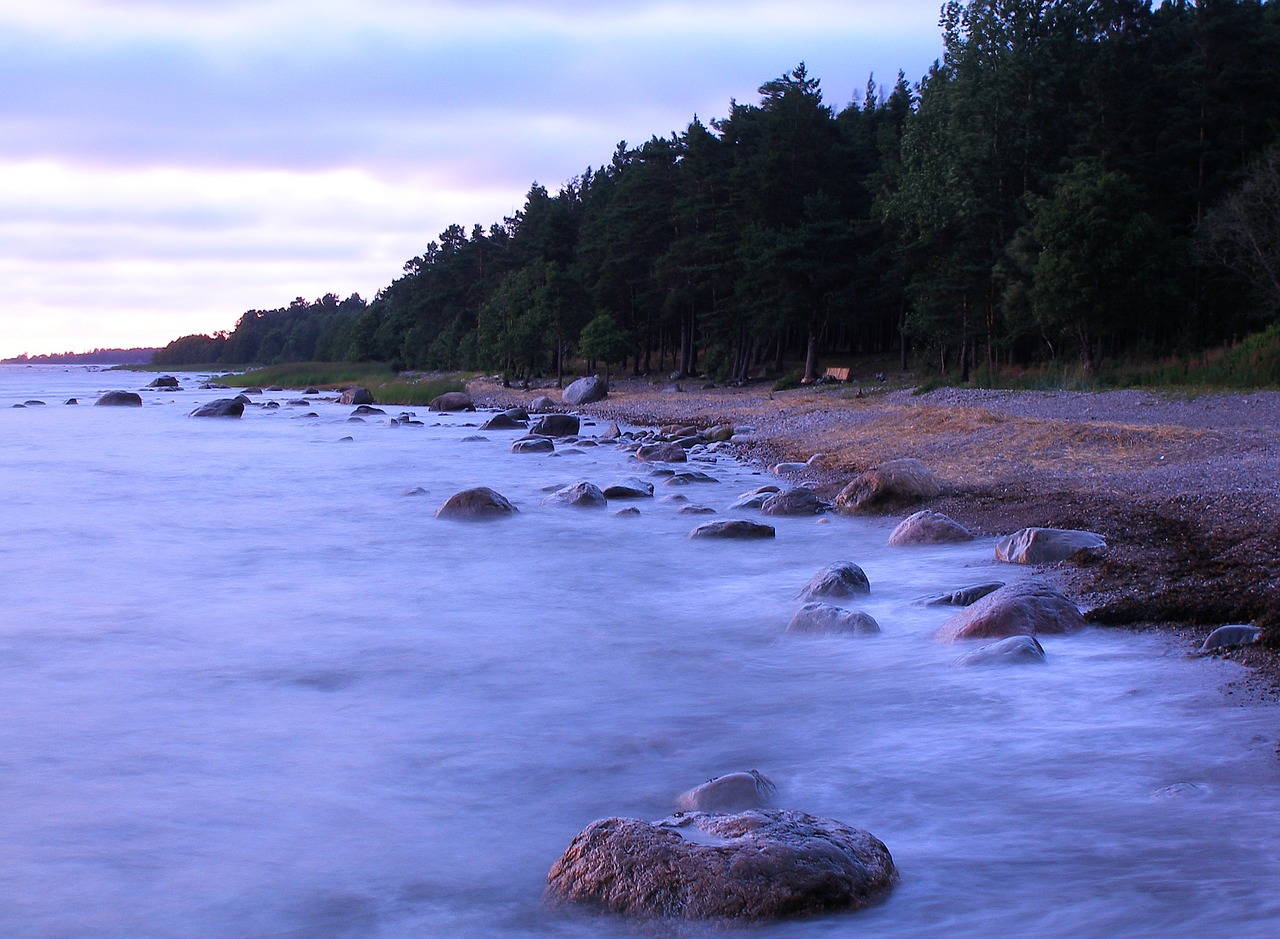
[155,0,1280,381]
[4,347,158,365]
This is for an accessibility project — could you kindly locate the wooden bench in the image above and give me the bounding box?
[823,367,851,382]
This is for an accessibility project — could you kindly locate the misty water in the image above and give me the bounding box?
[1,365,1277,938]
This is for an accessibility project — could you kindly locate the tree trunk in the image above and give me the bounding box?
[802,325,819,384]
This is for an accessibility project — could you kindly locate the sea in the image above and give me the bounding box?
[0,364,1277,938]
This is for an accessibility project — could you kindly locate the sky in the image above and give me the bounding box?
[0,0,946,359]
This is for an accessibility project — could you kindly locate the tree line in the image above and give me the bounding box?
[155,0,1280,383]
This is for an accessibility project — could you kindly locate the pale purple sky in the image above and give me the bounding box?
[0,0,944,359]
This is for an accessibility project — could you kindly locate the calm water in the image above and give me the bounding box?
[0,365,1276,938]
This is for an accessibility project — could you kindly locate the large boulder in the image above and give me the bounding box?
[786,602,880,636]
[434,486,519,521]
[511,436,555,454]
[481,412,526,430]
[936,581,1085,642]
[562,376,608,405]
[545,809,897,920]
[189,398,244,418]
[995,527,1107,564]
[796,562,870,601]
[956,635,1047,666]
[602,479,654,499]
[543,482,607,508]
[887,510,973,546]
[148,375,180,388]
[339,387,374,405]
[689,520,775,540]
[834,458,940,513]
[531,414,580,437]
[761,487,827,517]
[94,391,143,407]
[636,442,687,463]
[428,391,474,412]
[529,395,557,411]
[675,771,776,813]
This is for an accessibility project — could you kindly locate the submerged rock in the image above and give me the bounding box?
[936,581,1085,642]
[761,487,827,517]
[602,479,653,499]
[543,482,608,508]
[786,602,880,636]
[921,582,1005,607]
[511,436,555,454]
[887,510,973,546]
[995,527,1106,564]
[675,770,776,813]
[481,412,526,430]
[636,442,687,463]
[834,458,940,513]
[796,562,870,601]
[435,487,519,521]
[956,635,1046,666]
[545,809,897,921]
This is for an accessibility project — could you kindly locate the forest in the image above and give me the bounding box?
[153,0,1280,385]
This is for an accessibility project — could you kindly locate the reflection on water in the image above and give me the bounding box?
[0,366,1277,938]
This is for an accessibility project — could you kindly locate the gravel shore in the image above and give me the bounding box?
[471,377,1280,691]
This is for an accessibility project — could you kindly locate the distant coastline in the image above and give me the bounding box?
[1,348,157,366]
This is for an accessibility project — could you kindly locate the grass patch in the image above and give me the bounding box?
[211,362,471,406]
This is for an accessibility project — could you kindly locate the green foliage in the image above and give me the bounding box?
[215,362,399,388]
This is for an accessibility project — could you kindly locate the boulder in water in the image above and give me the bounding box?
[689,520,775,540]
[148,375,180,388]
[429,391,474,412]
[435,487,519,521]
[995,527,1107,564]
[189,398,245,418]
[545,809,897,920]
[339,387,374,405]
[1197,624,1261,653]
[602,479,653,499]
[786,602,880,636]
[834,458,940,513]
[956,635,1046,666]
[481,412,526,430]
[761,487,827,517]
[531,414,580,437]
[511,436,555,454]
[636,442,687,463]
[675,770,776,813]
[887,510,973,546]
[543,482,608,508]
[94,391,142,407]
[936,581,1085,642]
[796,562,870,601]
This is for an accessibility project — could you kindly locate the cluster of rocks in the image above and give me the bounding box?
[545,770,897,922]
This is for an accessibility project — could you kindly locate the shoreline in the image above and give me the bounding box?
[470,376,1280,699]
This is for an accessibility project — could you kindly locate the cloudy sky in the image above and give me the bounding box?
[0,0,945,359]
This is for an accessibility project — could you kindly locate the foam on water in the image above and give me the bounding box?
[1,365,1277,938]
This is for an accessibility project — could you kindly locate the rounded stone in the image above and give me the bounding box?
[435,486,519,521]
[888,510,974,546]
[786,602,880,636]
[936,581,1085,642]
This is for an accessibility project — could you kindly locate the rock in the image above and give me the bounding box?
[428,391,474,412]
[545,809,896,920]
[675,771,776,813]
[242,387,263,395]
[704,424,735,442]
[1198,624,1261,653]
[435,486,519,521]
[23,400,46,406]
[63,398,77,405]
[562,375,608,405]
[956,635,1046,665]
[731,492,773,510]
[148,375,180,388]
[921,582,1005,606]
[544,482,608,508]
[678,505,717,515]
[512,436,555,454]
[265,385,284,391]
[339,387,374,405]
[834,458,940,513]
[636,442,687,463]
[188,398,245,418]
[503,406,530,421]
[94,391,143,407]
[601,421,622,439]
[761,487,827,517]
[234,394,252,405]
[670,470,717,484]
[936,581,1085,642]
[481,412,526,430]
[796,563,870,601]
[602,479,653,499]
[995,528,1107,564]
[460,434,488,442]
[303,387,320,394]
[786,602,880,636]
[529,395,557,411]
[402,486,428,497]
[531,414,580,437]
[689,520,775,540]
[887,510,973,546]
[352,404,385,415]
[614,507,641,517]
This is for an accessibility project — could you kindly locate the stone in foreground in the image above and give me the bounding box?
[435,487,519,521]
[94,390,143,407]
[786,602,880,636]
[796,562,870,601]
[428,391,474,412]
[546,809,896,921]
[562,375,608,405]
[956,635,1046,665]
[887,510,973,546]
[995,527,1107,564]
[189,398,244,418]
[936,581,1085,642]
[675,770,776,813]
[689,520,775,540]
[834,458,940,513]
[1198,624,1261,653]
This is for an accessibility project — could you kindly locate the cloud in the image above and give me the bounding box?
[0,1,944,357]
